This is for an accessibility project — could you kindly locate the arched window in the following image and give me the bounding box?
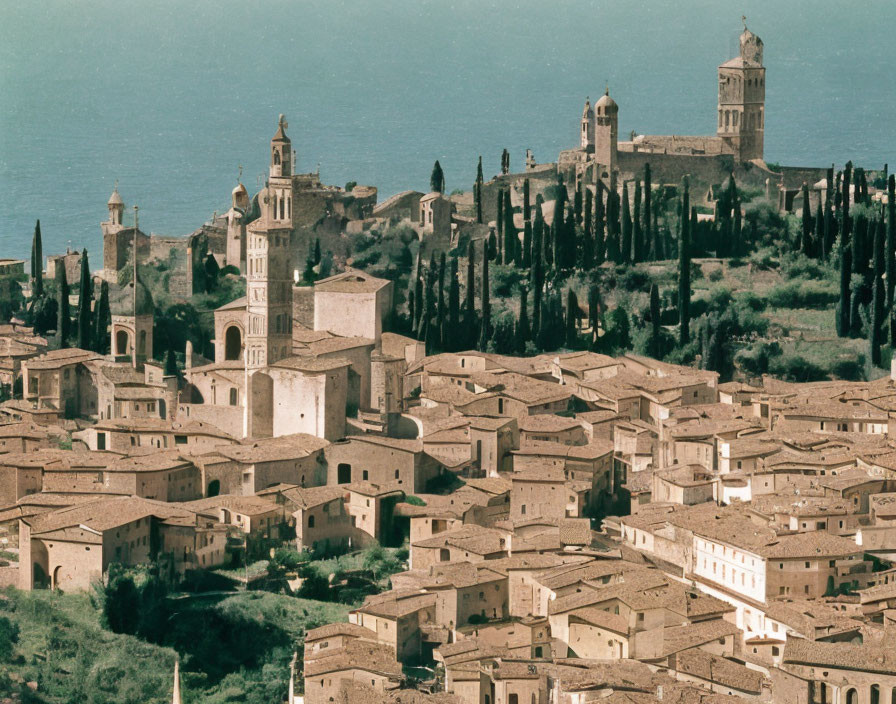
[871,685,880,704]
[116,330,129,355]
[274,151,280,165]
[845,688,858,704]
[229,388,238,406]
[224,326,242,361]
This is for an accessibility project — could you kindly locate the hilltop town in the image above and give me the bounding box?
[1,20,896,704]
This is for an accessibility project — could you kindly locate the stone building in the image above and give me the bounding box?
[109,279,154,366]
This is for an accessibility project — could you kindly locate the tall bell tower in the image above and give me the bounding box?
[717,19,765,162]
[244,115,294,373]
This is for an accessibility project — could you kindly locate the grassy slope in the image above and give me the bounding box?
[0,587,351,703]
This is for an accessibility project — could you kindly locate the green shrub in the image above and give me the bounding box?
[766,281,839,309]
[708,269,723,282]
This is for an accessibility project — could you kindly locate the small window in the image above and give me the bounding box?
[175,435,187,445]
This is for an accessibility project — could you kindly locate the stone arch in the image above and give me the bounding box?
[52,565,62,591]
[116,329,130,356]
[845,688,858,704]
[224,325,243,361]
[207,479,220,497]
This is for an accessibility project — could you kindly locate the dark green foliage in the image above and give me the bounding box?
[632,179,643,263]
[0,615,20,661]
[871,215,885,365]
[465,241,476,347]
[475,156,484,223]
[532,225,544,337]
[503,189,516,266]
[501,148,509,175]
[437,252,446,350]
[594,186,606,264]
[888,175,896,345]
[815,201,824,259]
[430,160,445,193]
[621,182,632,265]
[31,219,43,297]
[489,314,515,354]
[587,285,601,350]
[642,164,652,260]
[602,307,631,353]
[574,181,583,225]
[836,163,853,337]
[165,345,178,376]
[536,290,564,351]
[678,177,691,345]
[801,183,813,256]
[565,288,579,349]
[648,284,662,359]
[56,264,71,347]
[204,252,220,291]
[479,247,490,350]
[448,257,460,352]
[76,250,92,350]
[517,286,530,354]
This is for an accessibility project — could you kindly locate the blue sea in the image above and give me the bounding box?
[1,0,894,260]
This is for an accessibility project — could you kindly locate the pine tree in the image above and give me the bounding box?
[93,280,110,354]
[76,249,92,350]
[31,220,43,298]
[621,182,632,265]
[801,183,813,257]
[649,283,661,359]
[448,257,460,352]
[465,241,477,347]
[678,177,691,346]
[871,214,885,366]
[642,164,652,260]
[887,174,896,346]
[565,289,579,349]
[633,179,642,264]
[516,286,530,354]
[479,248,490,350]
[56,265,71,348]
[430,160,445,193]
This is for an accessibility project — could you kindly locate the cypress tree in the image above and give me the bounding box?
[642,164,652,260]
[887,174,896,345]
[465,241,476,347]
[532,224,544,337]
[76,249,92,350]
[621,182,632,265]
[479,248,490,350]
[801,183,813,256]
[836,211,852,337]
[448,257,460,352]
[522,179,532,269]
[503,189,516,266]
[56,265,71,348]
[31,220,43,298]
[633,179,642,264]
[649,283,661,359]
[496,189,504,257]
[532,197,545,276]
[594,186,606,265]
[679,177,691,345]
[475,156,484,223]
[871,214,885,366]
[165,344,178,376]
[824,189,835,261]
[501,149,509,175]
[581,187,594,270]
[652,204,663,260]
[487,228,498,261]
[588,285,601,350]
[815,201,825,260]
[516,286,530,354]
[436,252,446,351]
[565,289,579,349]
[733,189,742,257]
[93,280,111,354]
[430,160,445,193]
[574,181,583,225]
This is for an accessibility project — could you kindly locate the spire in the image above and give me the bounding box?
[171,659,182,704]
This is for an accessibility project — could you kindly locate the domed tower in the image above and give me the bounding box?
[717,19,765,162]
[594,90,618,175]
[580,97,595,152]
[226,180,249,272]
[107,186,124,228]
[109,277,154,367]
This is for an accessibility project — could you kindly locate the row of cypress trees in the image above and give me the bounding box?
[26,220,111,352]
